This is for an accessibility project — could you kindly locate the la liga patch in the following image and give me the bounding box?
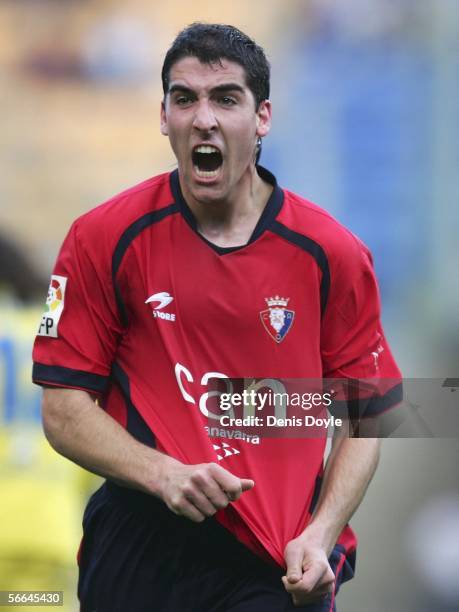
[37,275,67,338]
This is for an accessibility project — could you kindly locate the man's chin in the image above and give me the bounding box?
[189,184,227,206]
[185,174,228,205]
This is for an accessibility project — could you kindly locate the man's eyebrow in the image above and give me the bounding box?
[210,84,245,95]
[167,83,246,96]
[168,85,195,96]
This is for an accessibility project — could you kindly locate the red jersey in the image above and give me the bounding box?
[32,167,401,567]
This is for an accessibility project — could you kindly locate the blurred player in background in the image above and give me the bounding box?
[32,23,401,611]
[0,234,95,612]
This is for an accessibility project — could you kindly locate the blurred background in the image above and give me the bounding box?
[0,0,457,610]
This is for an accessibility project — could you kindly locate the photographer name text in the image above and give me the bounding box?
[218,415,342,428]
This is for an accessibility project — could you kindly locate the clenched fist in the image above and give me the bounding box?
[282,535,335,606]
[157,458,255,522]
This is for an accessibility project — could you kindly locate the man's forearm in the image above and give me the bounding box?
[42,387,175,496]
[303,434,382,555]
[42,388,254,522]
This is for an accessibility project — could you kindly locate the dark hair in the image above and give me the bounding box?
[162,23,270,109]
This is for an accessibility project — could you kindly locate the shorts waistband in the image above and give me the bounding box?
[104,480,170,516]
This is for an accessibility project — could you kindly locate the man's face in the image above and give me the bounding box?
[161,56,271,205]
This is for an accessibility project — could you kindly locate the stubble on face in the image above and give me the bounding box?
[161,57,271,211]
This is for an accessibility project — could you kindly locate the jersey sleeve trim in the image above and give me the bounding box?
[111,203,179,326]
[32,363,109,394]
[270,220,330,315]
[329,382,403,419]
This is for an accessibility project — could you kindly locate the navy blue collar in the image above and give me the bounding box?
[169,166,284,255]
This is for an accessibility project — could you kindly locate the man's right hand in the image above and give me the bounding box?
[157,458,255,522]
[41,389,254,523]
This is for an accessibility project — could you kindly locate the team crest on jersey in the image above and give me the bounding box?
[260,296,295,343]
[37,275,67,338]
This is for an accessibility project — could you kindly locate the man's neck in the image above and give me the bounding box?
[179,166,273,249]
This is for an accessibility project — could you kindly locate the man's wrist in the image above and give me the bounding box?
[300,519,340,557]
[140,448,179,498]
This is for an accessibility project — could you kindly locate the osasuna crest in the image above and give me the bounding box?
[260,296,295,343]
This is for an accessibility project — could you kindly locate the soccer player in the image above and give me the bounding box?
[32,23,402,611]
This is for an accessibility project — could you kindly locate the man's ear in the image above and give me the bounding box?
[160,101,168,136]
[256,99,272,138]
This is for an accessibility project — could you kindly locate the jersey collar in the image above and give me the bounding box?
[169,166,284,255]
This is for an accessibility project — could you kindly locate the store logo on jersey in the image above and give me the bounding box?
[145,291,175,321]
[260,296,295,343]
[37,275,67,338]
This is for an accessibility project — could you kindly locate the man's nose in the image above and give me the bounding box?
[192,99,217,132]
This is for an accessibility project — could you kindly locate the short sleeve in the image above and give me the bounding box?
[321,242,402,417]
[32,219,123,395]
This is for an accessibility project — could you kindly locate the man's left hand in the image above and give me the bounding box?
[282,535,335,606]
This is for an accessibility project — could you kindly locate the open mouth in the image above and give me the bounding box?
[192,145,223,178]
